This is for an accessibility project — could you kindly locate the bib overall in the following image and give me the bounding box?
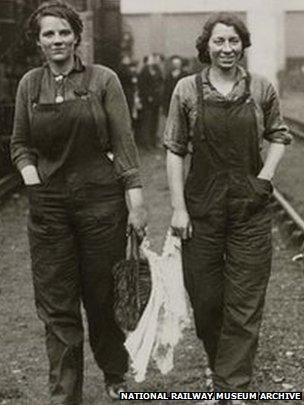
[182,73,272,391]
[27,68,128,404]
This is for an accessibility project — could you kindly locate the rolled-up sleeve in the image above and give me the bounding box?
[163,81,190,156]
[262,81,292,145]
[104,71,141,189]
[10,74,37,170]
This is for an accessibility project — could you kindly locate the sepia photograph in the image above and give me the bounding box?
[0,0,303,404]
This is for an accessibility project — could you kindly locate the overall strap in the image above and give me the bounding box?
[243,71,263,172]
[194,72,205,139]
[195,72,204,108]
[74,65,93,96]
[244,71,252,99]
[30,67,45,104]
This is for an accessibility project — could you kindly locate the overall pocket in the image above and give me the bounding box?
[247,175,273,209]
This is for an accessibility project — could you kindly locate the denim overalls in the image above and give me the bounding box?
[27,66,128,404]
[182,72,273,392]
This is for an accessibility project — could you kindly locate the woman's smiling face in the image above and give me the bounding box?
[37,15,77,64]
[208,23,243,70]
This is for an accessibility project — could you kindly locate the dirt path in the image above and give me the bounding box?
[0,149,303,405]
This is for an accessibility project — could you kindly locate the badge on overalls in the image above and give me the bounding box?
[54,75,64,104]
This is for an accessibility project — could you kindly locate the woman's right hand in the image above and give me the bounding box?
[21,165,41,186]
[171,208,193,240]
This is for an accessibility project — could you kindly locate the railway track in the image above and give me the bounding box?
[272,116,304,255]
[271,189,304,255]
[0,133,21,202]
[0,172,21,202]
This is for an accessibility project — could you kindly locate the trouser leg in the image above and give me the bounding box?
[213,202,272,391]
[139,107,151,148]
[182,215,226,370]
[75,198,129,379]
[28,187,83,405]
[140,106,159,148]
[150,105,160,147]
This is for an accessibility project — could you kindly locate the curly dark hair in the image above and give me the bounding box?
[26,0,83,47]
[196,12,251,64]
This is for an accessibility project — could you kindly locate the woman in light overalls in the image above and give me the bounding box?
[10,1,146,403]
[165,13,291,404]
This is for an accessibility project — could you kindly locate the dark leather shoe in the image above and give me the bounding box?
[105,381,127,401]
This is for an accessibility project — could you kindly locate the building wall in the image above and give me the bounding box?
[121,0,304,14]
[121,0,248,14]
[285,11,304,58]
[123,14,157,63]
[122,0,304,86]
[123,12,246,62]
[79,11,94,64]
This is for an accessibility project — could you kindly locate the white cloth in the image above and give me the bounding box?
[125,231,190,382]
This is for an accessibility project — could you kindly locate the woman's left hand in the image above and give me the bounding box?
[127,205,148,241]
[257,172,273,181]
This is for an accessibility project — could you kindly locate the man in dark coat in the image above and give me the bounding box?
[162,55,188,116]
[138,55,163,148]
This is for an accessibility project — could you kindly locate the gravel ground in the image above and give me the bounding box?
[0,145,304,405]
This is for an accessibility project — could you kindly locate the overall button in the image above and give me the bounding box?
[55,95,64,104]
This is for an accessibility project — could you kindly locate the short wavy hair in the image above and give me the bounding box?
[196,12,251,64]
[27,0,83,47]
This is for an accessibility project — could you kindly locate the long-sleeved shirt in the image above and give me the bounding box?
[164,66,292,156]
[10,57,141,189]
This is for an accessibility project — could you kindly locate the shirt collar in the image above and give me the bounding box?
[202,64,248,85]
[44,55,85,76]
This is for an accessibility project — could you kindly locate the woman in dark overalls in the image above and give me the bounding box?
[165,13,291,404]
[10,2,146,404]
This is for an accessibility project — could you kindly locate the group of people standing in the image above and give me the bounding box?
[117,53,188,149]
[10,1,292,404]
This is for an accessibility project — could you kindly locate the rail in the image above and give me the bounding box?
[272,188,304,247]
[0,173,21,202]
[271,116,304,253]
[272,188,304,260]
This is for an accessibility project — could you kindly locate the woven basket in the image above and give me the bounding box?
[112,230,151,331]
